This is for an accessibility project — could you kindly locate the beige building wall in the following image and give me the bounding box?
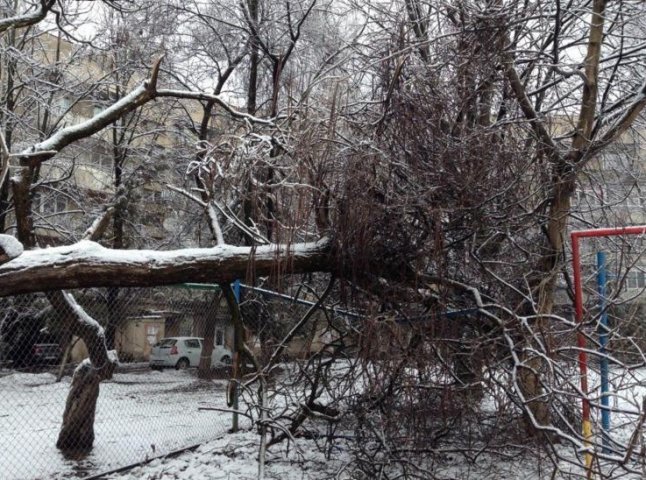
[69,316,166,363]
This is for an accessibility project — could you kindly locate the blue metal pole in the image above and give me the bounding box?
[231,279,241,432]
[596,251,610,451]
[233,279,241,303]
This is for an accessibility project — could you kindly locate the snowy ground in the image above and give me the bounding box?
[3,363,646,479]
[0,368,234,480]
[105,431,354,480]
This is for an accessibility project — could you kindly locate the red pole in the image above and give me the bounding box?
[571,232,592,454]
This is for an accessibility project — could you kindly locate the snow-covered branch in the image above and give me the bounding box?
[17,55,162,166]
[0,238,331,296]
[0,130,9,190]
[156,89,277,126]
[592,77,646,154]
[0,234,24,264]
[0,0,54,33]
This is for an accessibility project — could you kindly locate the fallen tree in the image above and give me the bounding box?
[0,237,331,297]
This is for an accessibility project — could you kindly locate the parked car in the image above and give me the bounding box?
[10,336,62,368]
[29,343,62,366]
[149,336,233,370]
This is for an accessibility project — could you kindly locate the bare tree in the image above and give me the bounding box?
[2,1,646,476]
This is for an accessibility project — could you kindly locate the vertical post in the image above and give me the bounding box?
[596,252,611,452]
[571,233,593,470]
[232,280,241,432]
[233,280,241,303]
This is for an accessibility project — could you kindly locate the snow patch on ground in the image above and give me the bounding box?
[107,431,353,480]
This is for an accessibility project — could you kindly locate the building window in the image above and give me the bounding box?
[53,97,70,116]
[215,330,224,346]
[41,194,67,214]
[149,190,163,202]
[146,324,160,346]
[576,189,602,207]
[97,156,112,170]
[625,271,645,290]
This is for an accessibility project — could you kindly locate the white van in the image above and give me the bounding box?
[149,336,233,370]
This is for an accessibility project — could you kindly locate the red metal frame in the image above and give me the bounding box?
[571,226,646,462]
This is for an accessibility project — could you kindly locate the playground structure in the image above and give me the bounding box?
[571,226,646,468]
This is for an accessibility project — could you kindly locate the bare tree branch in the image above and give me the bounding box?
[0,0,55,34]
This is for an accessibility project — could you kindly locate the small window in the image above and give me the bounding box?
[185,339,200,348]
[98,156,112,170]
[149,190,163,202]
[626,271,645,290]
[54,97,70,115]
[158,338,176,348]
[215,330,224,346]
[42,194,68,214]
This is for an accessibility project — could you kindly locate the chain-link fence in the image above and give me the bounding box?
[0,285,237,480]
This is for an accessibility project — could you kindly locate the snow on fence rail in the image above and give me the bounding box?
[0,286,235,480]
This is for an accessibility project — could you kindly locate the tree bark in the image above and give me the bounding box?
[46,291,117,453]
[246,0,259,115]
[198,293,221,379]
[56,362,102,452]
[0,238,331,297]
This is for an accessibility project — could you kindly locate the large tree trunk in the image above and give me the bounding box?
[246,0,259,115]
[0,238,331,297]
[505,0,607,437]
[520,172,575,434]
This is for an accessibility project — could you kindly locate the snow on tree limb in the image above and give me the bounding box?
[0,130,9,190]
[592,78,646,155]
[0,0,54,33]
[156,89,278,126]
[15,60,274,169]
[18,83,154,166]
[82,207,115,242]
[0,238,331,296]
[16,56,166,166]
[0,234,23,264]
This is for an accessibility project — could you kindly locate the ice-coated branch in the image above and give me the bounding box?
[0,130,10,190]
[16,56,164,167]
[503,62,560,157]
[592,78,646,155]
[0,0,54,33]
[156,89,277,126]
[165,185,225,245]
[0,238,331,296]
[82,207,116,242]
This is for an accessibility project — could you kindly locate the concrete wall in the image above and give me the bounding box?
[116,317,165,362]
[69,316,166,363]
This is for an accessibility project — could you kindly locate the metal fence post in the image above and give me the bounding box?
[596,251,611,452]
[232,280,241,432]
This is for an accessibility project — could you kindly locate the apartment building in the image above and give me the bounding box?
[571,126,646,302]
[1,28,215,249]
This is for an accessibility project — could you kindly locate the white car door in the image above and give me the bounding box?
[183,338,202,366]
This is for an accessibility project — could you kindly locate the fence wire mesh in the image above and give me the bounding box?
[0,285,236,480]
